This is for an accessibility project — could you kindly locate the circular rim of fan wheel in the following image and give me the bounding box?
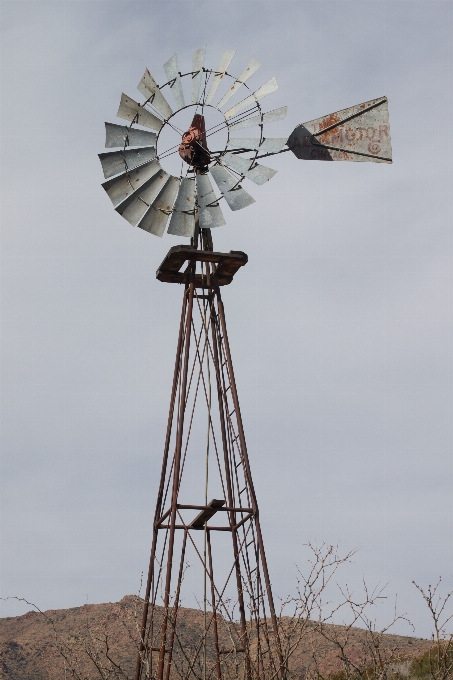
[98,49,288,239]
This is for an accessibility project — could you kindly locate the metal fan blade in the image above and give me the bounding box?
[205,50,236,106]
[222,153,277,186]
[117,93,163,131]
[216,58,261,110]
[99,147,156,179]
[116,168,170,226]
[163,54,185,109]
[196,174,226,229]
[138,177,180,237]
[288,97,392,163]
[209,164,255,212]
[227,137,287,153]
[101,160,162,208]
[225,78,278,120]
[137,69,173,120]
[191,47,206,105]
[228,106,287,131]
[105,123,157,149]
[167,178,196,237]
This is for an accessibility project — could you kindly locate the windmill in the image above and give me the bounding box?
[98,48,392,680]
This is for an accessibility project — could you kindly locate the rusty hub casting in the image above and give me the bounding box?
[178,113,211,170]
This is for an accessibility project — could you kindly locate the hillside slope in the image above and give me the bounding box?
[0,596,432,680]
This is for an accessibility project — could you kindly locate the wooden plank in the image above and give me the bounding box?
[156,246,248,286]
[189,499,225,528]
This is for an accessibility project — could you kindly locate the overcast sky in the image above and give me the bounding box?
[1,0,452,638]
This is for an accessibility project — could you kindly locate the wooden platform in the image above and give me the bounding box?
[156,246,248,287]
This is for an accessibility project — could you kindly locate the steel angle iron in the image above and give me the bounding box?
[98,48,392,680]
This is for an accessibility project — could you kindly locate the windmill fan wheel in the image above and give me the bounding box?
[98,48,288,239]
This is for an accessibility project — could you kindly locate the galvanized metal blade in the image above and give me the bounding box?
[227,137,287,153]
[196,173,226,229]
[288,97,392,163]
[221,153,277,185]
[101,160,162,208]
[167,177,196,237]
[225,78,278,120]
[138,177,180,237]
[209,164,255,212]
[228,106,287,131]
[216,58,261,110]
[205,50,236,105]
[98,147,156,179]
[191,47,206,105]
[105,123,157,149]
[116,168,170,226]
[137,69,173,120]
[117,93,163,131]
[163,54,185,110]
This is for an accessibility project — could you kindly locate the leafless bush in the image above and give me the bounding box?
[3,549,451,680]
[409,579,453,680]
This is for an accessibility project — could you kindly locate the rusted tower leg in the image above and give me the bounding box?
[135,289,189,680]
[206,530,222,680]
[215,285,286,680]
[135,277,195,680]
[209,291,251,679]
[165,529,188,680]
[157,277,195,680]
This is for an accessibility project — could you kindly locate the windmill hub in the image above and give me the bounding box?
[178,113,211,170]
[155,104,226,178]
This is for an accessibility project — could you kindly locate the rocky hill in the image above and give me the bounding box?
[0,596,432,680]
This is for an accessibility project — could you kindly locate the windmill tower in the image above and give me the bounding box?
[98,48,392,680]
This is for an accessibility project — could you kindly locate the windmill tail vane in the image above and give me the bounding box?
[97,49,393,680]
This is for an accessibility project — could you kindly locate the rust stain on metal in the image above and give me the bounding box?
[178,114,211,170]
[318,112,341,132]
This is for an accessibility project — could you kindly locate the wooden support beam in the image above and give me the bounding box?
[189,499,226,528]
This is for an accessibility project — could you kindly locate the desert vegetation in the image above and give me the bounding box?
[1,545,451,680]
